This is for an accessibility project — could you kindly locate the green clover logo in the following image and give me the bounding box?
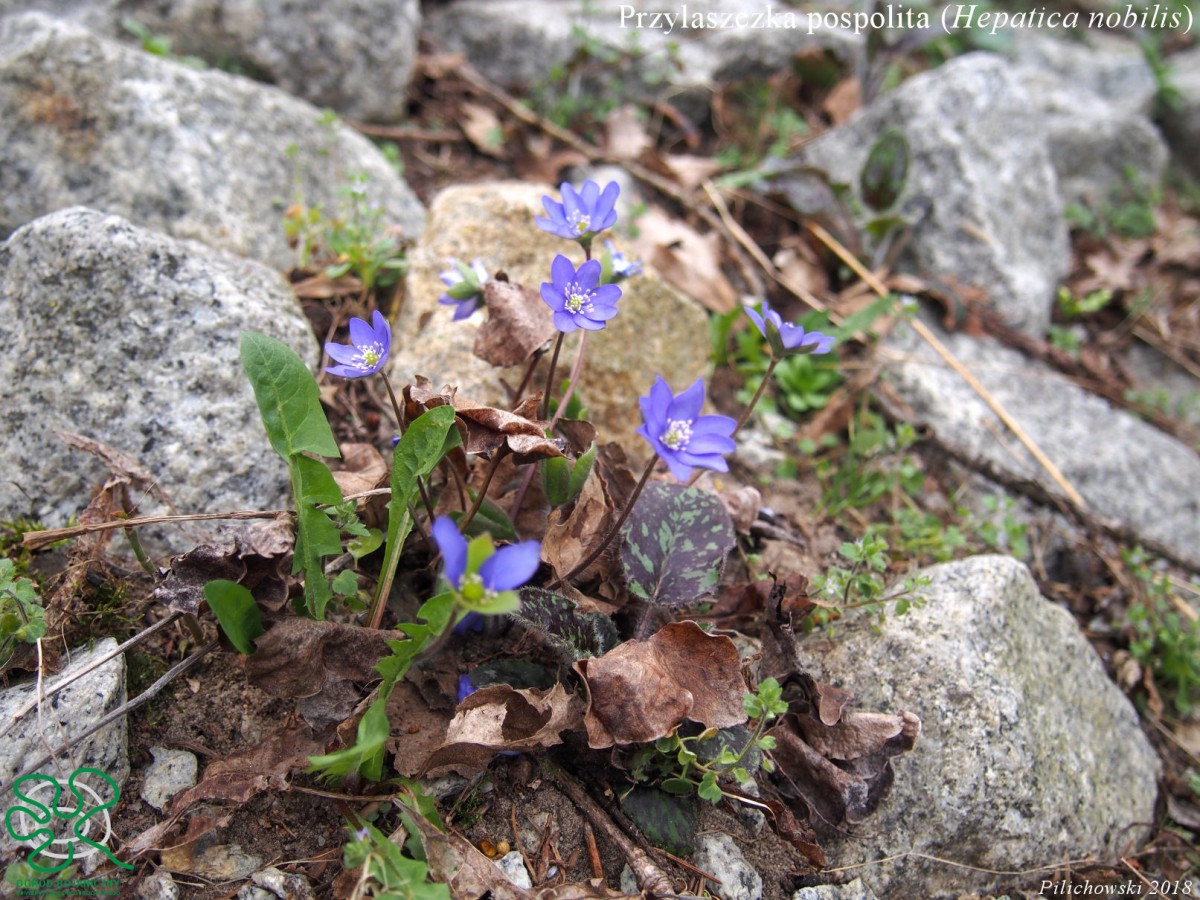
[5,767,133,873]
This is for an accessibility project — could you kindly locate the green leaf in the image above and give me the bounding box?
[697,771,723,804]
[291,454,346,619]
[203,580,264,654]
[332,569,360,597]
[454,497,518,542]
[376,592,457,688]
[240,332,339,459]
[620,787,699,855]
[620,483,736,607]
[375,406,458,613]
[512,588,620,663]
[566,442,597,502]
[347,528,383,560]
[308,693,390,782]
[541,456,571,507]
[860,127,909,212]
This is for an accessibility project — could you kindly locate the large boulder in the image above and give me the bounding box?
[777,53,1069,338]
[1010,33,1167,209]
[0,0,421,122]
[0,11,424,271]
[392,181,711,447]
[425,0,859,117]
[0,208,317,543]
[1160,45,1200,179]
[884,317,1200,570]
[801,556,1160,898]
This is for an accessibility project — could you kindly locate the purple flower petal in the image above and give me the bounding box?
[667,378,705,422]
[480,540,541,591]
[553,310,580,332]
[433,517,467,589]
[324,342,363,365]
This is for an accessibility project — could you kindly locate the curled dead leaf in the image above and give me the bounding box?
[404,377,563,463]
[574,622,747,748]
[244,618,391,699]
[422,683,584,776]
[474,280,556,368]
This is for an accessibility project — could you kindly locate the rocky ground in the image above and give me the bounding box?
[1,2,1199,898]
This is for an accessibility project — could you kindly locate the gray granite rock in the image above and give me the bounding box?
[495,851,533,890]
[884,317,1200,569]
[692,833,762,900]
[426,0,859,116]
[136,868,180,900]
[1124,343,1200,430]
[238,867,316,900]
[140,746,198,811]
[393,181,710,447]
[0,0,420,122]
[801,555,1160,898]
[793,879,878,900]
[1011,34,1167,208]
[1161,46,1200,179]
[0,11,424,270]
[0,638,129,860]
[0,208,317,544]
[778,53,1069,338]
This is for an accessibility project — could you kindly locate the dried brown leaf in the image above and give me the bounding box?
[422,683,584,775]
[125,722,324,857]
[387,680,457,777]
[823,77,861,125]
[761,798,827,868]
[661,154,722,191]
[474,280,557,368]
[406,808,534,900]
[769,708,919,828]
[290,272,364,299]
[574,622,746,748]
[459,101,506,157]
[244,618,390,699]
[152,518,293,618]
[542,467,614,582]
[631,208,737,313]
[605,104,651,159]
[332,442,388,497]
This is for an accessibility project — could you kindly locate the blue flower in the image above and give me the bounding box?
[457,673,476,704]
[744,302,836,358]
[432,517,541,614]
[541,255,622,333]
[602,240,642,283]
[536,180,620,245]
[636,377,737,482]
[324,310,391,379]
[438,258,490,321]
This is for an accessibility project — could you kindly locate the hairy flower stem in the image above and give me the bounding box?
[458,451,505,533]
[547,454,657,590]
[512,347,544,405]
[381,372,437,526]
[540,332,566,420]
[549,331,588,431]
[733,356,779,438]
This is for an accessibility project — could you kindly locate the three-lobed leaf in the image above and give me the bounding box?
[620,483,736,607]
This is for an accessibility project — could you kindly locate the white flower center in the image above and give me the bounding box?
[569,212,591,235]
[356,342,384,368]
[564,282,594,314]
[660,418,693,451]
